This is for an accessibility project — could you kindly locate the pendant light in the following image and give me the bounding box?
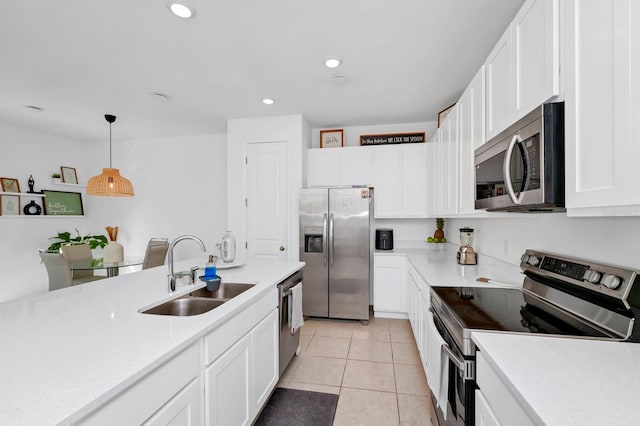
[86,114,134,197]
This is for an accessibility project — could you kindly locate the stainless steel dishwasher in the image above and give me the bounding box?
[278,270,303,376]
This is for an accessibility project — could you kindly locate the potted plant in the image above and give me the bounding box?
[51,173,61,184]
[47,229,108,252]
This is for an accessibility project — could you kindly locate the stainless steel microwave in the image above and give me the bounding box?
[475,102,565,212]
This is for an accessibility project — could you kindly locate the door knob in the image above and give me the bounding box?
[279,246,285,251]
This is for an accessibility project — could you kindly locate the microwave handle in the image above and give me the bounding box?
[504,134,524,205]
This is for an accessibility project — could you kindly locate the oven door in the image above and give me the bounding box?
[431,312,475,426]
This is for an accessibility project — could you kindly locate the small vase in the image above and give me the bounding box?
[52,177,61,184]
[104,241,124,263]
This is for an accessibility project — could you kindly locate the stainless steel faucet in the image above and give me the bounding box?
[167,235,207,292]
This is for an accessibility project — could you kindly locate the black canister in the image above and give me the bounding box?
[375,228,394,250]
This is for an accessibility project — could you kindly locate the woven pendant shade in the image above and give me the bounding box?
[86,168,134,196]
[86,114,134,197]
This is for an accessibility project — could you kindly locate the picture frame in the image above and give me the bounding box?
[0,177,21,193]
[320,129,344,148]
[0,195,20,215]
[60,166,78,184]
[42,190,84,216]
[437,103,456,128]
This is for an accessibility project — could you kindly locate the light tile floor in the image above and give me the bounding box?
[278,316,438,426]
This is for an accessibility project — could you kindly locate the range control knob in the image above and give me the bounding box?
[520,254,530,264]
[582,270,602,284]
[601,274,622,290]
[527,255,541,266]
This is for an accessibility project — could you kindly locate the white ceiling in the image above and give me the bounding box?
[0,0,524,143]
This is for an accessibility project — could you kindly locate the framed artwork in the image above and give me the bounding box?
[42,190,84,215]
[320,129,344,148]
[61,166,78,184]
[0,177,21,193]
[0,195,20,215]
[360,132,426,146]
[437,103,456,128]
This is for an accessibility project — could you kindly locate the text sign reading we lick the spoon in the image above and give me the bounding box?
[359,132,426,146]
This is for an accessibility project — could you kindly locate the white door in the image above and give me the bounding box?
[246,141,288,259]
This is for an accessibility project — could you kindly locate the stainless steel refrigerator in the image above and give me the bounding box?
[299,187,372,321]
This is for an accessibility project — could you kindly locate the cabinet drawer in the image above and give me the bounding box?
[82,343,200,425]
[205,287,278,365]
[476,350,537,426]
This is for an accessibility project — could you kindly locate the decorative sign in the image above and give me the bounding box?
[42,190,84,215]
[360,132,426,146]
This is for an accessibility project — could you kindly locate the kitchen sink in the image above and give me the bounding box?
[190,283,255,300]
[141,282,255,316]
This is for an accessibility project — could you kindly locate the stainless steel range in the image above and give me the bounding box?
[430,249,640,426]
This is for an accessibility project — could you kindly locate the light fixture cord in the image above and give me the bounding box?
[109,121,112,168]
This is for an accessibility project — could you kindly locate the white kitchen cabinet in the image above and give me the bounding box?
[307,147,374,188]
[485,0,559,142]
[458,67,486,215]
[406,263,421,345]
[476,351,537,426]
[144,378,202,426]
[374,144,428,218]
[206,333,252,426]
[307,149,340,187]
[426,132,440,217]
[373,253,407,318]
[564,0,640,215]
[475,390,501,426]
[83,344,201,425]
[439,106,459,216]
[251,309,279,414]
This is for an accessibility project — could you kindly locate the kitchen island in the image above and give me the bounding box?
[0,257,304,425]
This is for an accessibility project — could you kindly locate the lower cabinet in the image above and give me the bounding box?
[373,253,408,318]
[206,309,279,426]
[476,350,537,425]
[144,378,202,426]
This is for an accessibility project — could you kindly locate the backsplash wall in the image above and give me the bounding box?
[448,215,640,270]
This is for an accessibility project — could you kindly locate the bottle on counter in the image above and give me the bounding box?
[220,231,236,263]
[204,255,217,279]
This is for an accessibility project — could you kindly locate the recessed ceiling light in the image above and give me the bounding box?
[324,57,342,68]
[24,105,44,111]
[151,92,170,100]
[330,74,349,86]
[167,2,195,18]
[262,98,275,105]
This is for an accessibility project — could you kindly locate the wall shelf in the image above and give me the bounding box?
[50,182,86,189]
[0,191,46,197]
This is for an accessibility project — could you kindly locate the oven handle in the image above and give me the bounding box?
[504,134,524,205]
[441,343,465,371]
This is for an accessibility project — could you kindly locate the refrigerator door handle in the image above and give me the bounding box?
[329,213,335,267]
[322,213,328,266]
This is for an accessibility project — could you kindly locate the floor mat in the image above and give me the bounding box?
[255,387,339,426]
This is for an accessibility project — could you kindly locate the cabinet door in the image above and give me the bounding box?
[475,390,501,426]
[341,146,374,186]
[458,67,486,215]
[373,254,407,315]
[564,0,634,209]
[440,107,459,215]
[307,149,340,187]
[485,26,513,140]
[374,145,403,217]
[206,334,252,426]
[426,133,439,217]
[419,292,430,369]
[513,0,559,119]
[144,379,202,426]
[252,310,279,414]
[402,144,428,217]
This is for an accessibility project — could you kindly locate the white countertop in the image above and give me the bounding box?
[472,332,640,425]
[0,258,304,425]
[375,243,524,288]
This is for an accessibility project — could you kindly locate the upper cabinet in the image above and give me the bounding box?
[307,146,374,188]
[458,66,486,215]
[485,0,560,142]
[564,0,640,215]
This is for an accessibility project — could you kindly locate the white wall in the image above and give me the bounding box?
[0,122,90,302]
[311,121,438,148]
[84,134,228,264]
[447,215,640,270]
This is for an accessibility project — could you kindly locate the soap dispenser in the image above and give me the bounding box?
[204,255,217,279]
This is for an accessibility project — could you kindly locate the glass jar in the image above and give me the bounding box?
[220,231,236,263]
